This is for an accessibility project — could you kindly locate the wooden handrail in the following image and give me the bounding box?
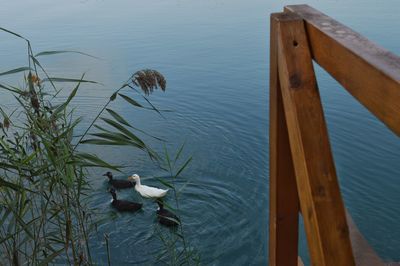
[285,5,400,136]
[269,5,400,266]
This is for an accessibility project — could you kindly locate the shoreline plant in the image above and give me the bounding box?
[0,28,198,265]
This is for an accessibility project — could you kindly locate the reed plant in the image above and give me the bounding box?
[0,28,198,265]
[153,145,200,265]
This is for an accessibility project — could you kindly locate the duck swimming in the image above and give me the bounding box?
[156,200,180,227]
[109,188,142,212]
[103,172,134,189]
[128,174,168,199]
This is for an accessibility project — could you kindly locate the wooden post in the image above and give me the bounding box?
[276,12,355,265]
[268,13,300,266]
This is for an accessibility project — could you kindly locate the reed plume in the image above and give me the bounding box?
[132,69,166,95]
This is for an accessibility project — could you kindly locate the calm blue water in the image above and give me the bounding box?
[1,0,399,264]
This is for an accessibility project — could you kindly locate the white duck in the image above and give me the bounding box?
[128,174,168,199]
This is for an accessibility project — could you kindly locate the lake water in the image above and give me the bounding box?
[1,0,399,264]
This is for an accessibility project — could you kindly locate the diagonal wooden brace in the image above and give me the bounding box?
[276,12,355,266]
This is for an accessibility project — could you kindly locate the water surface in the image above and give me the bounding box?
[0,0,399,264]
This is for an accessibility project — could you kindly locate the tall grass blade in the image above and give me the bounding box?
[0,67,32,76]
[42,77,98,84]
[38,248,65,266]
[52,75,84,116]
[155,177,174,189]
[29,55,59,92]
[0,27,27,41]
[80,139,131,146]
[174,157,192,178]
[35,50,99,59]
[118,93,143,108]
[174,142,186,163]
[100,118,145,146]
[75,152,122,171]
[0,177,23,191]
[141,95,165,118]
[105,109,131,127]
[0,83,23,94]
[104,234,111,266]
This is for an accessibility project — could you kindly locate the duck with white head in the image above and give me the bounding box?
[128,174,168,199]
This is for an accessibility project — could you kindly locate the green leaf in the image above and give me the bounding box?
[79,162,120,170]
[161,201,177,212]
[35,50,99,59]
[155,177,174,189]
[147,148,161,162]
[94,124,112,133]
[0,83,24,94]
[90,132,130,141]
[0,177,23,191]
[141,95,165,118]
[0,27,28,41]
[0,67,31,77]
[174,157,192,178]
[100,117,145,145]
[30,56,58,92]
[118,93,143,108]
[174,142,186,163]
[57,117,82,139]
[119,93,171,112]
[52,74,84,116]
[106,108,131,127]
[164,145,172,171]
[0,216,40,245]
[9,208,36,239]
[42,77,99,84]
[38,248,65,266]
[75,152,122,171]
[0,208,11,227]
[80,139,129,146]
[89,132,143,148]
[161,216,180,226]
[21,151,37,164]
[95,122,165,142]
[177,181,191,196]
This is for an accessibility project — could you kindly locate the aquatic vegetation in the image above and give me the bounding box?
[0,28,198,265]
[154,146,201,265]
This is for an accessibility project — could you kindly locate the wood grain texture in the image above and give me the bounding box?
[284,4,400,136]
[268,12,300,266]
[276,12,355,265]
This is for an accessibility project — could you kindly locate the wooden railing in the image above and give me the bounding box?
[269,5,400,266]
